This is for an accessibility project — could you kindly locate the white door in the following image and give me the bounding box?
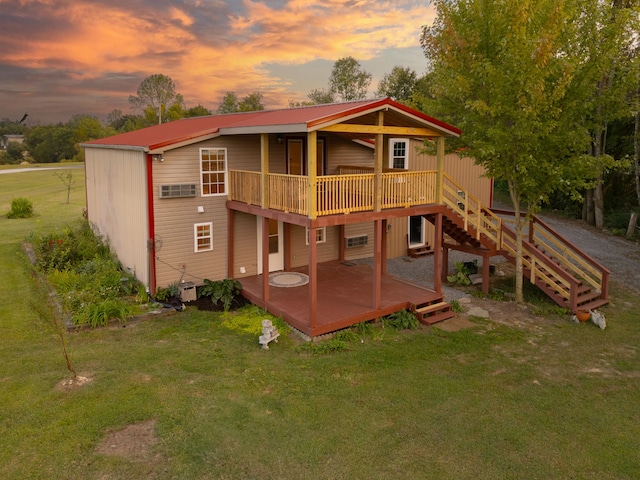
[408,215,426,248]
[257,218,284,274]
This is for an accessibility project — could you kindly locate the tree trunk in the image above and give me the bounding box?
[635,110,639,208]
[594,179,605,230]
[627,212,638,239]
[509,182,524,304]
[584,189,595,225]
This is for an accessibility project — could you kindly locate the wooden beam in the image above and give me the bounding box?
[261,133,269,209]
[436,136,444,204]
[373,111,384,212]
[308,226,318,331]
[319,124,441,137]
[261,217,270,302]
[307,130,317,219]
[434,212,443,293]
[372,219,382,309]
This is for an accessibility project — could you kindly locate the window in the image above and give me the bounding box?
[305,226,326,245]
[194,222,213,252]
[200,148,227,196]
[159,184,196,198]
[389,138,409,170]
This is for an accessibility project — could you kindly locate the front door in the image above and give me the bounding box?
[257,218,284,273]
[408,215,426,247]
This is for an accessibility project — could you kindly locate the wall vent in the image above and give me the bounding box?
[159,184,197,198]
[345,235,368,248]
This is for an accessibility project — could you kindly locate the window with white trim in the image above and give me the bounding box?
[200,148,227,196]
[194,222,213,252]
[305,226,326,245]
[389,138,409,170]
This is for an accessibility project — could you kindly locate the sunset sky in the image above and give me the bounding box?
[0,0,436,125]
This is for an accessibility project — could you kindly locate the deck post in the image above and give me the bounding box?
[261,134,269,209]
[261,216,270,302]
[381,219,388,275]
[372,219,382,309]
[482,254,490,295]
[228,209,234,278]
[308,226,318,332]
[307,130,317,219]
[373,111,384,212]
[284,223,291,271]
[434,213,443,293]
[436,137,445,204]
[339,224,345,262]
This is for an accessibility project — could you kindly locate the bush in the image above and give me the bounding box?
[198,278,243,311]
[382,309,420,330]
[7,197,34,219]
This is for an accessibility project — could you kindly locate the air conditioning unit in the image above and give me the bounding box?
[345,235,368,248]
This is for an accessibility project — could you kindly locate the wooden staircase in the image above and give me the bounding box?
[426,174,610,314]
[412,297,456,325]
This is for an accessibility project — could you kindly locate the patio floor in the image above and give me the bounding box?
[238,260,443,337]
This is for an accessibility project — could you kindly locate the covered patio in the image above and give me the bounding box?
[238,260,443,337]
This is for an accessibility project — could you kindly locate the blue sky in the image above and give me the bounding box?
[0,0,435,124]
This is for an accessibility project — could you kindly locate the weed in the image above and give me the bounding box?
[219,305,287,336]
[73,298,133,327]
[6,197,34,219]
[382,309,420,330]
[155,282,180,302]
[447,261,471,286]
[450,299,464,313]
[296,338,348,354]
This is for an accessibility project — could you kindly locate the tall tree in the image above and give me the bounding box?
[128,74,183,124]
[375,66,418,104]
[217,92,265,113]
[421,0,591,303]
[328,56,372,101]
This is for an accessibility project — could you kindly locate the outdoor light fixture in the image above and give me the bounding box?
[277,135,284,144]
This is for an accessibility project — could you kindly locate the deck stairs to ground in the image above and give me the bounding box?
[413,297,456,325]
[422,174,610,315]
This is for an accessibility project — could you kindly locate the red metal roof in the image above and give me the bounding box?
[84,98,460,151]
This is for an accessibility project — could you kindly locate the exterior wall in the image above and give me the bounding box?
[324,135,374,174]
[84,147,150,286]
[232,211,259,278]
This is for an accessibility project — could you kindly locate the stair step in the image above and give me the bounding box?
[576,298,608,312]
[408,245,433,258]
[415,301,449,315]
[420,310,457,325]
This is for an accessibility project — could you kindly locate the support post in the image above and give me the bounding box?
[261,133,269,209]
[482,255,490,296]
[373,111,384,212]
[372,219,382,309]
[261,217,270,302]
[308,225,318,332]
[434,213,443,293]
[227,209,234,278]
[436,136,445,204]
[307,130,317,219]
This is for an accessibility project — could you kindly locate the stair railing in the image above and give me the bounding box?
[441,173,503,248]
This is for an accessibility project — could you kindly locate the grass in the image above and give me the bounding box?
[2,168,640,479]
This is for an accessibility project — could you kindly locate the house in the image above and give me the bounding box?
[82,98,608,337]
[1,134,25,150]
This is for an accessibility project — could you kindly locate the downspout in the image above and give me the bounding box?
[146,153,157,294]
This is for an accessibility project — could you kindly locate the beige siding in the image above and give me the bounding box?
[344,223,375,260]
[233,211,258,278]
[289,225,341,267]
[325,136,374,174]
[85,148,149,286]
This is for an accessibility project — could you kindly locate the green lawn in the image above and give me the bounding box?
[1,169,640,479]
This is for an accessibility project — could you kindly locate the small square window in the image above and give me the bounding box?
[305,226,326,245]
[194,222,213,252]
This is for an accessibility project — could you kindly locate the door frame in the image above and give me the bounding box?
[408,215,426,248]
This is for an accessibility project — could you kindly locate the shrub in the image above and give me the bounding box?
[382,309,420,330]
[155,282,179,302]
[198,278,243,311]
[73,298,133,327]
[7,197,34,219]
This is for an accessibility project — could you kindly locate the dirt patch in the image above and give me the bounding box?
[56,375,93,392]
[95,419,158,461]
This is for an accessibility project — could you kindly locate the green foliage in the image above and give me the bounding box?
[447,262,471,286]
[328,56,372,101]
[219,305,287,336]
[129,74,183,125]
[6,197,34,218]
[382,309,420,330]
[216,91,265,114]
[375,66,418,103]
[72,298,133,327]
[198,278,243,311]
[449,299,464,313]
[155,282,180,302]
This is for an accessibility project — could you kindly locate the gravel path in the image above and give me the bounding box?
[358,213,640,301]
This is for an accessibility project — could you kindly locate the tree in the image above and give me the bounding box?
[185,105,212,117]
[5,141,28,164]
[128,74,183,124]
[217,92,265,113]
[308,88,335,105]
[375,66,418,104]
[421,0,592,303]
[328,56,372,101]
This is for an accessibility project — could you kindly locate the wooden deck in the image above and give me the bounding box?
[238,261,442,337]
